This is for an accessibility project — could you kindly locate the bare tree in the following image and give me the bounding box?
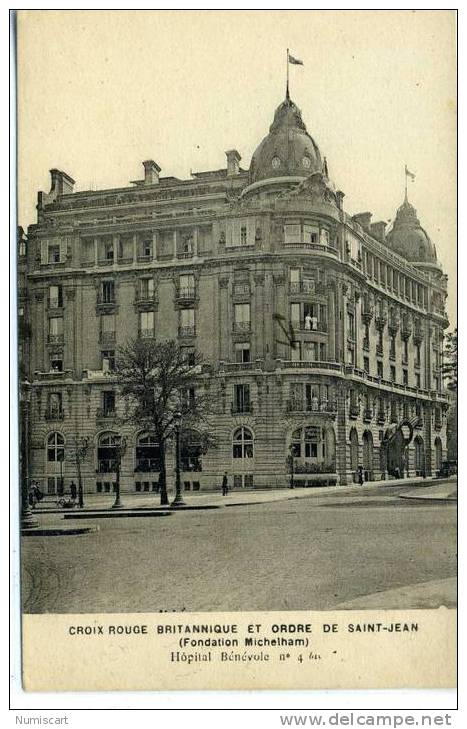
[68,435,90,501]
[115,338,217,505]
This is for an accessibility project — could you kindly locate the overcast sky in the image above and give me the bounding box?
[17,10,457,326]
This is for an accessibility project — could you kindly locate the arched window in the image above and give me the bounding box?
[97,432,120,473]
[180,429,203,472]
[135,433,161,472]
[232,427,253,459]
[291,426,323,460]
[47,432,65,462]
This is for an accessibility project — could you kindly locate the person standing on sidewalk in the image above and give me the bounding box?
[221,471,229,496]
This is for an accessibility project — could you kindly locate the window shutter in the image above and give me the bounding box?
[59,238,68,262]
[247,217,256,245]
[40,240,48,265]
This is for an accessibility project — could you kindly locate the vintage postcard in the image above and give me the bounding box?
[15,9,457,692]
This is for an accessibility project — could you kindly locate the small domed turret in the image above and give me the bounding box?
[386,195,437,263]
[249,94,322,186]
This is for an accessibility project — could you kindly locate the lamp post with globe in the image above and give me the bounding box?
[20,380,38,530]
[171,410,186,507]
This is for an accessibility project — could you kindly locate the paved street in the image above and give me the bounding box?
[21,481,457,614]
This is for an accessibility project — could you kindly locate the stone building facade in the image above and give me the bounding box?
[20,93,450,494]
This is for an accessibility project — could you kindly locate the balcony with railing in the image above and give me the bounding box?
[233,321,251,333]
[137,253,153,263]
[361,301,374,322]
[291,320,328,334]
[47,333,64,344]
[139,328,154,339]
[96,408,116,420]
[96,294,117,312]
[135,290,157,305]
[176,287,196,303]
[222,361,256,372]
[179,325,196,338]
[281,360,343,373]
[35,369,72,382]
[44,408,64,421]
[401,319,412,339]
[231,401,254,414]
[286,399,337,415]
[363,407,373,422]
[289,281,326,296]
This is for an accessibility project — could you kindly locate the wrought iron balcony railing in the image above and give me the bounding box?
[231,401,254,414]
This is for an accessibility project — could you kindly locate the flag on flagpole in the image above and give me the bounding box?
[405,165,416,180]
[288,53,303,66]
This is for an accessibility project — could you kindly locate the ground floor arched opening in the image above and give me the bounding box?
[434,437,443,473]
[414,436,425,476]
[362,430,374,481]
[349,427,359,482]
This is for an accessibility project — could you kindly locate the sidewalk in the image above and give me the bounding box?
[34,475,433,515]
[399,480,457,502]
[334,577,457,610]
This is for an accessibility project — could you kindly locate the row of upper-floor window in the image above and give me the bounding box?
[42,383,444,431]
[36,220,331,264]
[361,249,428,306]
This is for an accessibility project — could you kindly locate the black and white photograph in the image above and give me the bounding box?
[13,9,457,693]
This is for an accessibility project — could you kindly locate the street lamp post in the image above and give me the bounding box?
[20,381,38,530]
[171,410,186,507]
[288,444,295,489]
[112,435,127,509]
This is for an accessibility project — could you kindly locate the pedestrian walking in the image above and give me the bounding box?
[221,471,229,496]
[78,482,84,509]
[70,480,77,503]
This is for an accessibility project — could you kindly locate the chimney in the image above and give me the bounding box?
[370,220,387,243]
[143,160,161,185]
[336,190,345,210]
[225,149,241,176]
[50,169,75,196]
[353,212,372,231]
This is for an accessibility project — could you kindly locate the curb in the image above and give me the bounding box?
[63,511,173,520]
[22,525,99,536]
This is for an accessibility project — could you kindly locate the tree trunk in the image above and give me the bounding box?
[76,457,83,503]
[159,442,168,505]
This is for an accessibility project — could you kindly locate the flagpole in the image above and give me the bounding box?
[286,48,289,100]
[404,165,408,201]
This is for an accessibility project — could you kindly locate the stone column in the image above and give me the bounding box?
[152,231,158,262]
[327,281,336,361]
[253,273,264,361]
[272,273,286,360]
[173,231,177,260]
[64,287,76,376]
[94,237,99,266]
[218,276,230,362]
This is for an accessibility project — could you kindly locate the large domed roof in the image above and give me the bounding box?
[386,196,437,263]
[249,93,322,185]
